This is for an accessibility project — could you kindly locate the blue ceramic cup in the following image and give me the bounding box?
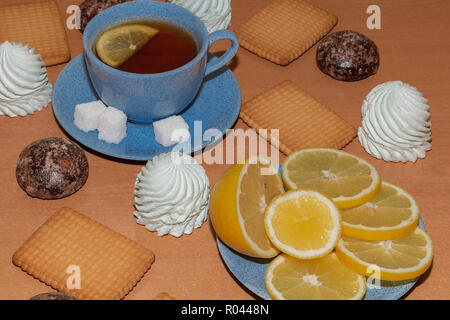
[83,0,239,123]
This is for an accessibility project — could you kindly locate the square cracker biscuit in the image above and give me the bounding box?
[13,207,155,300]
[0,0,70,66]
[239,81,357,155]
[236,0,337,65]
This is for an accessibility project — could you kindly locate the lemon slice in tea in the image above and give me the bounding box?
[95,23,159,68]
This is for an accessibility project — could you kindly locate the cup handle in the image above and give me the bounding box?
[205,30,239,77]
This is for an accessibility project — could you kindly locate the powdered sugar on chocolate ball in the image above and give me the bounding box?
[16,137,89,200]
[316,30,379,82]
[29,292,78,300]
[79,0,129,33]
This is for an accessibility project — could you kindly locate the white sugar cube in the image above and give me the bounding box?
[74,100,107,132]
[153,115,190,147]
[98,107,127,144]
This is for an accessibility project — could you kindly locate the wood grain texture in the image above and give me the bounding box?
[0,0,449,300]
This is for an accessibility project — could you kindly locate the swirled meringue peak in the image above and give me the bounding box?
[134,152,210,237]
[0,42,52,117]
[168,0,231,33]
[358,81,431,163]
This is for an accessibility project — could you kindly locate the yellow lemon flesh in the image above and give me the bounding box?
[264,190,341,259]
[281,148,381,209]
[95,23,159,68]
[341,181,419,240]
[336,227,433,281]
[265,253,366,300]
[210,157,284,258]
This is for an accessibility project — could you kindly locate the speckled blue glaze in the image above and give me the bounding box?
[83,0,238,123]
[52,54,241,161]
[217,192,426,300]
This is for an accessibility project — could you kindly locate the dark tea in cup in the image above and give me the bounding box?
[95,20,198,74]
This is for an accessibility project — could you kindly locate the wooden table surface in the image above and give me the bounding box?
[0,0,449,300]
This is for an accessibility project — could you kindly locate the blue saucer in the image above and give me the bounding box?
[217,219,425,300]
[52,54,241,161]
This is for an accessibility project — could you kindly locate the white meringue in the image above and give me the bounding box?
[134,152,210,237]
[358,81,431,163]
[168,0,231,33]
[0,42,52,117]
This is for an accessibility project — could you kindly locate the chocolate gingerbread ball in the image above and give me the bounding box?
[79,0,129,33]
[316,30,379,82]
[29,292,78,300]
[16,137,89,200]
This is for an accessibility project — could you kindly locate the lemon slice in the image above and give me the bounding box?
[95,23,159,68]
[281,148,381,208]
[335,227,433,281]
[341,181,419,240]
[264,190,341,259]
[265,253,366,300]
[210,157,284,258]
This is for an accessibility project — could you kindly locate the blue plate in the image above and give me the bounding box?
[217,218,425,300]
[52,54,241,161]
